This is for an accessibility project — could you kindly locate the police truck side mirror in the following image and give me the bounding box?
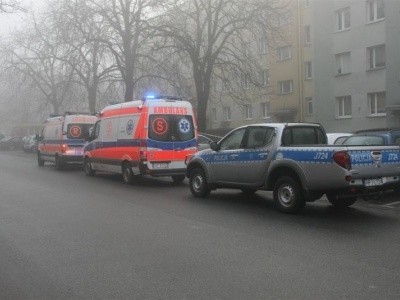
[210,141,219,151]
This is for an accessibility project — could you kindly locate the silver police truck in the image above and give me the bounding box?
[186,123,400,213]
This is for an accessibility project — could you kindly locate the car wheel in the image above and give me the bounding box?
[273,176,306,213]
[84,158,95,176]
[55,155,64,170]
[37,152,45,166]
[122,162,134,184]
[189,168,210,198]
[326,194,357,208]
[171,175,185,184]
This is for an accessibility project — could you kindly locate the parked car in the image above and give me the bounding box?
[351,129,400,145]
[342,134,385,146]
[0,136,24,150]
[23,135,38,152]
[326,133,353,145]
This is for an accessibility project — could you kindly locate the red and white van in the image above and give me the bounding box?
[83,96,198,183]
[37,113,97,169]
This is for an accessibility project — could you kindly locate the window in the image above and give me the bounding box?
[211,108,217,122]
[219,128,246,150]
[242,73,250,89]
[261,103,270,119]
[259,38,268,54]
[278,80,293,94]
[282,126,326,146]
[367,0,384,22]
[336,7,351,31]
[243,104,253,119]
[368,92,386,116]
[278,46,292,60]
[305,61,312,79]
[245,127,274,149]
[336,95,352,118]
[223,106,231,121]
[260,69,270,86]
[305,26,311,44]
[335,52,351,74]
[306,97,314,115]
[278,13,291,26]
[243,42,251,56]
[367,44,385,69]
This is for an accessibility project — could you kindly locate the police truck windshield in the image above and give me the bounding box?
[148,115,195,142]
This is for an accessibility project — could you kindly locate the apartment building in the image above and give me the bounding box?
[207,0,400,133]
[313,0,400,132]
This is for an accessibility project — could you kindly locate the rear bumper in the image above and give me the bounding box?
[59,154,84,164]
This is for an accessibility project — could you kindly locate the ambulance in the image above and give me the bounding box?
[83,95,198,183]
[37,112,97,169]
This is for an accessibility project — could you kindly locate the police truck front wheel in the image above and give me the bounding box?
[189,168,210,198]
[122,162,134,184]
[84,158,95,176]
[273,176,306,213]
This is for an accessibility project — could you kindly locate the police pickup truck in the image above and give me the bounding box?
[186,123,400,213]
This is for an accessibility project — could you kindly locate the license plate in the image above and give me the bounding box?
[153,163,168,169]
[74,149,83,155]
[365,178,383,187]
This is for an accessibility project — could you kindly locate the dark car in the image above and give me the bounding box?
[343,129,400,146]
[0,136,24,150]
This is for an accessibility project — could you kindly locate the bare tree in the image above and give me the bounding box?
[88,0,165,102]
[0,0,25,13]
[49,0,118,113]
[1,14,77,115]
[152,0,283,131]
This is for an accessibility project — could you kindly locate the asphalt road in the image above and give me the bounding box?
[1,151,399,299]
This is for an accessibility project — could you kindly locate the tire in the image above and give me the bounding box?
[326,194,357,208]
[189,168,211,198]
[273,176,306,213]
[171,175,185,183]
[122,162,134,184]
[55,155,64,170]
[84,158,95,176]
[241,188,257,195]
[37,152,44,166]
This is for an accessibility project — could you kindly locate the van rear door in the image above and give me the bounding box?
[147,114,196,166]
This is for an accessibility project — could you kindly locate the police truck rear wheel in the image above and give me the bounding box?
[171,175,185,183]
[189,168,210,198]
[273,176,306,213]
[122,162,134,184]
[326,194,357,208]
[37,153,44,166]
[84,158,95,176]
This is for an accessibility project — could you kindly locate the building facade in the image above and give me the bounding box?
[206,0,400,134]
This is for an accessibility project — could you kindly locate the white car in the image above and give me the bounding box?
[23,135,38,152]
[326,133,352,145]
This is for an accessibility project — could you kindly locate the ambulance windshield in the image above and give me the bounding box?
[66,124,94,140]
[148,115,195,142]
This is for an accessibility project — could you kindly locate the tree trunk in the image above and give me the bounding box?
[196,93,208,133]
[88,84,97,114]
[124,80,134,102]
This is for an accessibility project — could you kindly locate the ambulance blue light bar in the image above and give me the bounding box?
[142,95,183,101]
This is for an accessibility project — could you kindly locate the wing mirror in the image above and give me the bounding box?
[210,141,219,151]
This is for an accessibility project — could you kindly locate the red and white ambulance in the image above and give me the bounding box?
[37,112,97,169]
[83,96,198,183]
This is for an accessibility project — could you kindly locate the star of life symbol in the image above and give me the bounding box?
[126,119,134,135]
[178,118,190,134]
